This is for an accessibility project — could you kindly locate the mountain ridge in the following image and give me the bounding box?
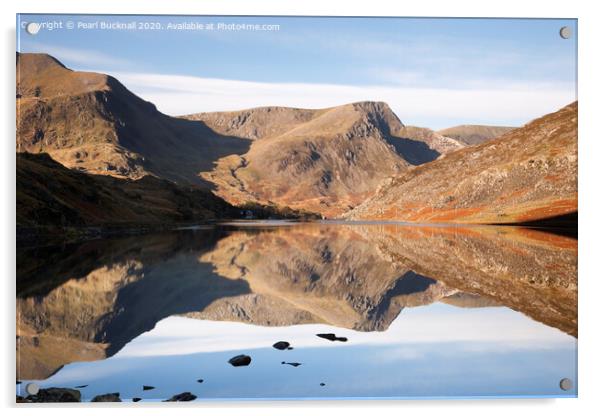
[437,124,515,145]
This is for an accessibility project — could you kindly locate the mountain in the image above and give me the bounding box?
[18,53,575,224]
[16,152,237,230]
[347,102,577,224]
[16,53,249,185]
[188,102,463,217]
[437,124,515,145]
[17,53,466,218]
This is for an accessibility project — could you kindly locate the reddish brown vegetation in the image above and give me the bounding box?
[348,102,577,224]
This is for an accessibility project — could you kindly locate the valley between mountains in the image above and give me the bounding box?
[16,52,577,229]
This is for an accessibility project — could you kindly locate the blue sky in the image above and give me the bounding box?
[17,15,577,129]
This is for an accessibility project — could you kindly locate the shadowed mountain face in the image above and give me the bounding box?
[393,126,464,160]
[17,223,577,380]
[16,53,250,185]
[347,102,578,223]
[16,153,238,228]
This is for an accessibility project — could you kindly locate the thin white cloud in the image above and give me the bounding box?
[112,70,575,129]
[22,42,132,68]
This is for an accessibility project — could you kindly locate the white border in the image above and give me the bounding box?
[2,1,600,415]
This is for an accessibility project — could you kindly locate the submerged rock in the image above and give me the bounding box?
[272,341,290,350]
[91,392,121,402]
[142,385,155,391]
[164,392,197,402]
[320,383,326,386]
[74,385,88,389]
[228,354,252,367]
[316,333,348,342]
[281,361,302,367]
[25,387,81,402]
[132,397,142,402]
[197,379,204,383]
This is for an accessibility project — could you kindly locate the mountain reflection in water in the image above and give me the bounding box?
[16,222,577,399]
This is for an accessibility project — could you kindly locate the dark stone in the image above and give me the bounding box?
[281,361,302,367]
[27,387,81,402]
[287,347,294,350]
[316,333,348,342]
[320,383,326,386]
[132,397,142,402]
[272,341,290,350]
[74,385,88,389]
[228,354,252,367]
[91,392,121,402]
[197,379,204,383]
[143,385,155,391]
[163,392,197,402]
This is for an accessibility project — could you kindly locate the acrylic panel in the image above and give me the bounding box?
[16,14,577,402]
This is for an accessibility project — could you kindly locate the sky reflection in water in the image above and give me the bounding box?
[25,303,577,400]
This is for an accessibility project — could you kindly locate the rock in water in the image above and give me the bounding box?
[272,341,290,350]
[142,385,155,391]
[91,393,121,402]
[316,333,348,342]
[74,385,88,389]
[281,361,302,367]
[320,383,326,386]
[197,379,204,383]
[27,387,81,402]
[132,397,142,402]
[164,392,197,402]
[228,354,252,367]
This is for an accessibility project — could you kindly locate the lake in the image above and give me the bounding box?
[16,221,578,401]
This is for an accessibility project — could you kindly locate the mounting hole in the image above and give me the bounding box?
[559,378,573,391]
[559,26,572,39]
[25,383,39,395]
[25,22,41,35]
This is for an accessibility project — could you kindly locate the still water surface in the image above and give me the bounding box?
[16,221,578,400]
